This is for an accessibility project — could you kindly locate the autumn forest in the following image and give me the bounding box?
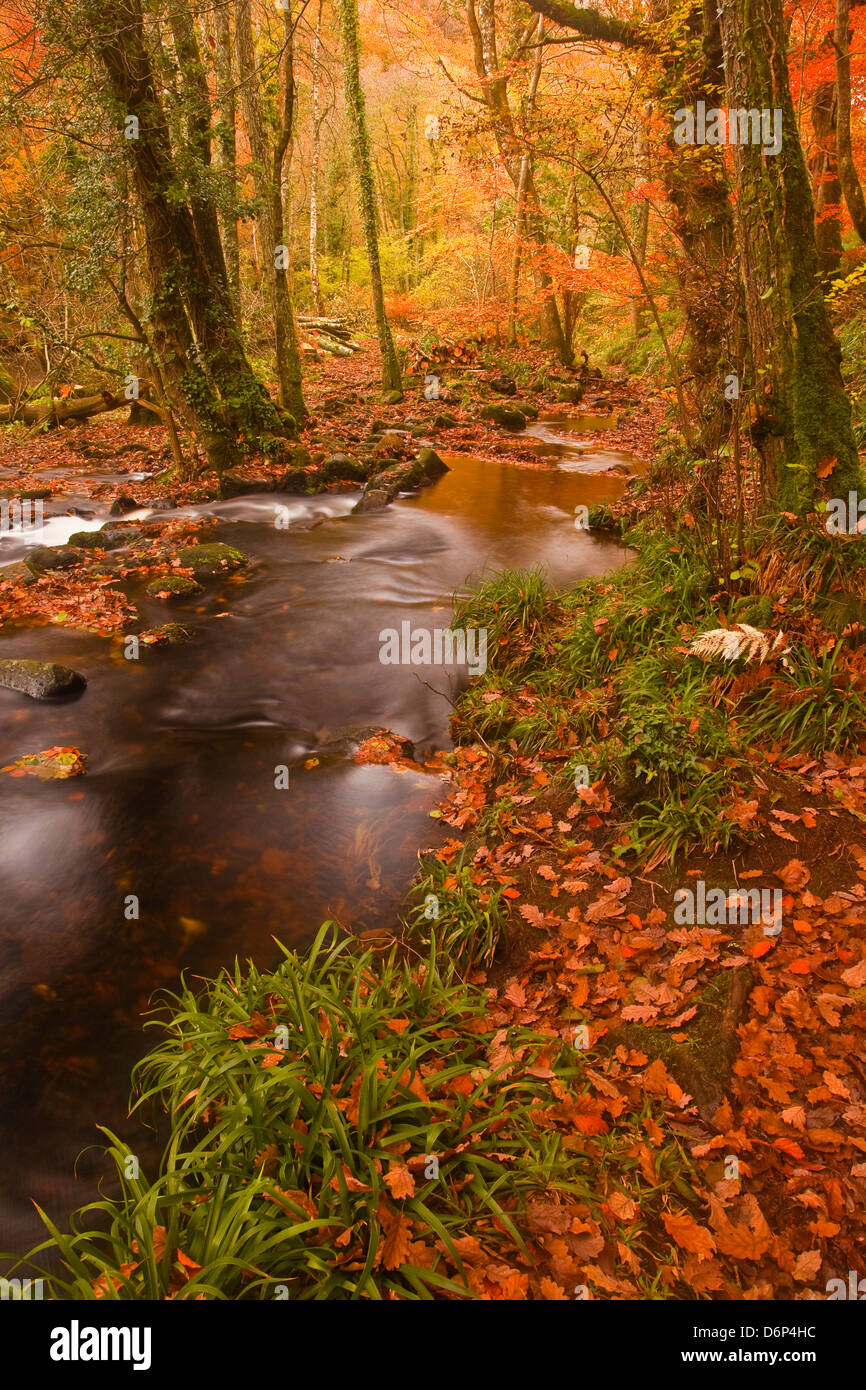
[0,0,865,1340]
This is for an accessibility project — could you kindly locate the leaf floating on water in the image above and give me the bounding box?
[1,745,87,779]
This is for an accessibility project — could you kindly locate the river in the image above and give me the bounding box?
[0,414,638,1257]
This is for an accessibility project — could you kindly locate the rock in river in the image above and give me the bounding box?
[0,658,86,699]
[175,543,248,576]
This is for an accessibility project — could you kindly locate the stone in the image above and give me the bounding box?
[382,389,404,405]
[511,399,539,420]
[0,560,38,586]
[219,472,276,499]
[110,495,139,516]
[0,658,86,699]
[557,384,584,405]
[479,403,526,431]
[489,375,517,396]
[26,546,84,571]
[146,575,203,599]
[175,543,248,576]
[320,453,368,482]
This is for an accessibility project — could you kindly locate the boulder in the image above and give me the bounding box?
[175,543,248,576]
[511,399,539,420]
[382,389,404,405]
[434,411,458,428]
[67,528,126,550]
[353,448,448,512]
[489,375,517,396]
[0,658,86,699]
[0,560,38,587]
[110,495,139,516]
[557,384,584,405]
[26,545,84,571]
[219,472,276,499]
[146,575,203,599]
[371,430,411,463]
[479,403,526,431]
[320,453,368,482]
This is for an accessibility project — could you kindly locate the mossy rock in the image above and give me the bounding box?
[558,384,584,405]
[139,623,192,645]
[479,403,526,431]
[26,545,84,571]
[320,453,368,482]
[0,658,86,699]
[67,528,124,551]
[433,412,458,428]
[382,390,404,405]
[511,400,539,420]
[175,543,248,576]
[146,575,203,599]
[587,504,621,533]
[0,560,38,587]
[0,486,51,501]
[597,966,753,1119]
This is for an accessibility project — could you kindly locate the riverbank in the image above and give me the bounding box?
[6,436,865,1299]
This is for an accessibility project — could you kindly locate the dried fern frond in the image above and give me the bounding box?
[689,623,788,664]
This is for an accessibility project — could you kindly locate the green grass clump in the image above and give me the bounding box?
[407,855,506,975]
[8,926,588,1301]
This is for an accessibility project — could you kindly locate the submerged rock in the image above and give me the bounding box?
[175,543,248,576]
[0,658,86,699]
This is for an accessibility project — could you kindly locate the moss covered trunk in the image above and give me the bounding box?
[718,0,861,509]
[337,0,403,394]
[83,0,292,473]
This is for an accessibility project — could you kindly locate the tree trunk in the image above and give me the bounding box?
[80,0,292,475]
[719,0,861,507]
[809,77,844,279]
[234,0,306,420]
[466,0,572,366]
[629,120,650,337]
[834,0,866,241]
[309,0,325,315]
[213,1,241,315]
[337,0,402,392]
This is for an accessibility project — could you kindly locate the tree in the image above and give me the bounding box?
[234,0,307,421]
[717,0,861,507]
[78,0,294,473]
[466,0,572,365]
[834,0,866,241]
[336,0,402,393]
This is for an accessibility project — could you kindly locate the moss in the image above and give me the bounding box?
[598,966,752,1117]
[146,575,203,599]
[175,543,248,576]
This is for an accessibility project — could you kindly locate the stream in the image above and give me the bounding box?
[0,415,639,1257]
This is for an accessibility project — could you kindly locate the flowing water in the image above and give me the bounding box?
[0,416,639,1256]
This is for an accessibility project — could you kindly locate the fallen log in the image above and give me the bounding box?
[0,389,131,425]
